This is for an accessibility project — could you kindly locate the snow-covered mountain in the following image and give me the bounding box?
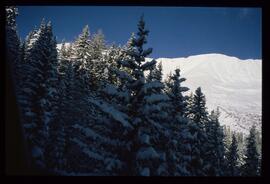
[153,53,262,135]
[56,43,261,135]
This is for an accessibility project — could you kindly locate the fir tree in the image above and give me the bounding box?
[147,62,160,82]
[20,20,49,167]
[223,125,232,153]
[242,125,260,176]
[187,87,208,176]
[166,68,189,117]
[5,6,21,91]
[114,15,166,176]
[90,29,108,85]
[18,19,60,168]
[226,133,240,176]
[165,68,192,176]
[73,25,95,90]
[58,41,70,75]
[90,29,106,59]
[41,21,64,171]
[188,87,208,126]
[204,108,226,176]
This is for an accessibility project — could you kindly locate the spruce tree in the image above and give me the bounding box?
[58,41,70,74]
[165,68,192,176]
[5,6,21,92]
[223,125,232,153]
[242,125,260,176]
[58,28,130,175]
[143,61,172,176]
[226,133,240,176]
[187,87,208,176]
[73,25,95,90]
[204,108,226,176]
[188,87,208,126]
[114,15,166,176]
[41,21,64,171]
[90,29,108,85]
[102,45,121,85]
[74,44,135,175]
[20,20,49,167]
[166,68,189,117]
[17,19,60,168]
[67,26,96,126]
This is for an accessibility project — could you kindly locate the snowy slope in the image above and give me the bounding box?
[56,43,261,135]
[57,43,71,51]
[152,54,262,135]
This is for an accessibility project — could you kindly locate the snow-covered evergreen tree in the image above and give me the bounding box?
[142,61,173,176]
[72,25,96,90]
[164,68,192,176]
[90,30,108,85]
[103,40,134,88]
[166,68,189,117]
[241,125,260,176]
[56,29,131,175]
[17,19,60,168]
[226,133,240,176]
[223,125,232,153]
[70,43,136,175]
[60,29,98,173]
[186,87,208,176]
[17,27,38,125]
[85,84,132,175]
[188,87,208,126]
[20,20,48,167]
[102,45,120,85]
[40,21,65,171]
[147,62,162,85]
[57,41,71,74]
[66,26,99,128]
[5,6,21,91]
[204,108,226,176]
[112,15,167,176]
[185,92,194,115]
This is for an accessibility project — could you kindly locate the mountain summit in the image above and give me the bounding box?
[154,53,261,134]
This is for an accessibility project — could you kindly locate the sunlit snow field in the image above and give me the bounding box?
[147,53,262,135]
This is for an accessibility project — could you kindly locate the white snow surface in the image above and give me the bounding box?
[56,44,261,135]
[57,43,71,51]
[147,53,262,135]
[88,98,133,130]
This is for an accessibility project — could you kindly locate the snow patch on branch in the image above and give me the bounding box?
[88,98,133,130]
[141,59,156,70]
[72,124,126,147]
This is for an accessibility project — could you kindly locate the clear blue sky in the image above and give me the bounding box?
[16,6,261,59]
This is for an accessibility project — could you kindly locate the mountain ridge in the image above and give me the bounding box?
[56,44,261,135]
[153,54,261,135]
[149,53,261,62]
